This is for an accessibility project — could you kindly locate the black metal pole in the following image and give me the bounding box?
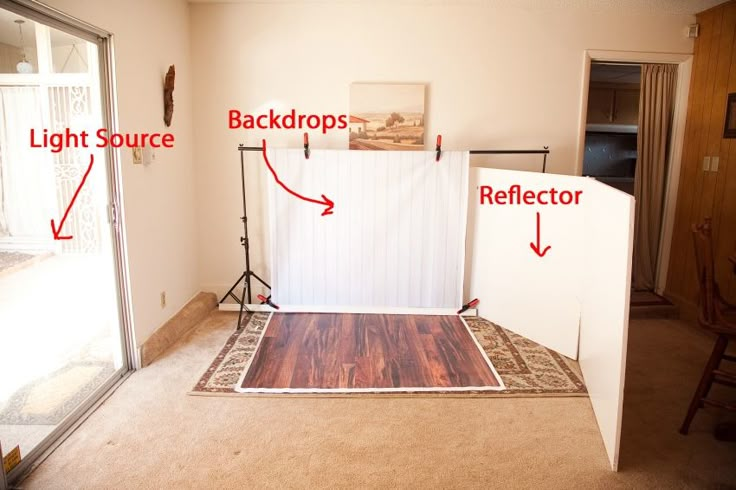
[241,146,548,155]
[240,149,253,305]
[237,277,247,330]
[469,148,549,173]
[469,149,549,155]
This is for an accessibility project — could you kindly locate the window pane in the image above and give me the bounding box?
[0,10,38,74]
[51,28,89,74]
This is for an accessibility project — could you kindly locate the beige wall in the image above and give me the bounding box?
[43,0,200,348]
[0,41,18,72]
[190,1,695,297]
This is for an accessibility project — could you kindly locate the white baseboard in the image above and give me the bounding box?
[217,303,478,316]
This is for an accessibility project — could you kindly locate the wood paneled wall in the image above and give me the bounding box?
[666,0,736,308]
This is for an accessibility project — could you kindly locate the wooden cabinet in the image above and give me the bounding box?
[587,87,616,123]
[586,83,640,125]
[614,89,640,125]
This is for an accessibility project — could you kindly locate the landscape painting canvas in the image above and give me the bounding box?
[349,83,425,150]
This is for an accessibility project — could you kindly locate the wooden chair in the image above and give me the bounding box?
[680,218,736,435]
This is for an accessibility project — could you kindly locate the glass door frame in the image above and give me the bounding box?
[0,0,134,484]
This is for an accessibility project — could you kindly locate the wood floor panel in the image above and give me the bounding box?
[401,317,435,386]
[270,317,307,388]
[289,315,325,388]
[239,313,501,391]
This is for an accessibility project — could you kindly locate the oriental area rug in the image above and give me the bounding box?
[191,313,587,397]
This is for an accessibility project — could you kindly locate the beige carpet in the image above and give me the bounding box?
[20,312,736,488]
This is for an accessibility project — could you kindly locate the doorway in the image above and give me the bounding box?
[0,2,131,484]
[580,62,674,308]
[577,51,693,305]
[582,63,640,195]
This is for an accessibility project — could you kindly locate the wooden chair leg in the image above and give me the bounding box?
[680,335,729,435]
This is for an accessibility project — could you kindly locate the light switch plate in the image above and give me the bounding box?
[703,156,711,171]
[711,156,719,172]
[132,146,143,165]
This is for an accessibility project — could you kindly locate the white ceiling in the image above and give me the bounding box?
[0,8,85,49]
[187,0,725,15]
[0,8,34,48]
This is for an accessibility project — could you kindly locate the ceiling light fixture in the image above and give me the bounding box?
[14,19,33,74]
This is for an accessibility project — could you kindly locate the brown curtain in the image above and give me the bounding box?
[633,64,677,290]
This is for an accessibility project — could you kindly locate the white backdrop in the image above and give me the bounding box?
[268,149,469,309]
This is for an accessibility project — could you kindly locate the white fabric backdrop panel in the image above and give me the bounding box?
[268,149,469,308]
[579,178,634,471]
[467,167,585,359]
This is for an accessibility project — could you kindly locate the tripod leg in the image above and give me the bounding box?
[220,272,246,304]
[250,271,272,290]
[236,283,247,330]
[245,269,252,305]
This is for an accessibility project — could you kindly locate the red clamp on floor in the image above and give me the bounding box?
[435,134,442,162]
[303,132,310,159]
[457,298,479,315]
[257,294,280,310]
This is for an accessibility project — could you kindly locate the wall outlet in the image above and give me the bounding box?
[143,147,156,165]
[160,291,166,308]
[703,156,711,171]
[711,156,719,172]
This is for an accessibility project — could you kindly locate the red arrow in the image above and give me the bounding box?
[261,139,334,216]
[50,154,94,240]
[529,211,551,257]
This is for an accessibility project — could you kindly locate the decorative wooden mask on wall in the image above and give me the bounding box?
[163,65,175,127]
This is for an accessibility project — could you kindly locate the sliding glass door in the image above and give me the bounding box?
[0,1,130,483]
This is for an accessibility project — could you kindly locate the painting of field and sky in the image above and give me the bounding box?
[349,83,425,150]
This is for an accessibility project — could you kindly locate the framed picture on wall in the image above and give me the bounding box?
[724,92,736,138]
[349,83,425,150]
